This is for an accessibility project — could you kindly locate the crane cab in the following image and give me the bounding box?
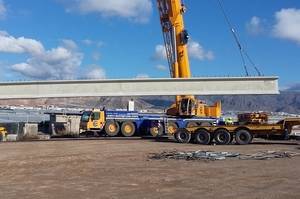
[179,98,196,116]
[167,97,221,118]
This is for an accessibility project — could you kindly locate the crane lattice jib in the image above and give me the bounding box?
[157,0,191,79]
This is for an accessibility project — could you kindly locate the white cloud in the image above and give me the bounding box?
[0,0,6,20]
[273,8,300,44]
[0,31,83,80]
[136,74,149,79]
[153,41,214,61]
[11,45,83,80]
[63,0,152,23]
[61,39,78,51]
[155,64,168,71]
[188,41,214,61]
[246,16,264,35]
[82,39,93,46]
[92,51,101,61]
[0,31,44,55]
[96,41,104,48]
[82,65,106,79]
[153,44,167,60]
[82,39,104,48]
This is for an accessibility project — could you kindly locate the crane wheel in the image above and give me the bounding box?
[186,122,198,128]
[150,124,163,137]
[167,122,178,135]
[174,129,191,143]
[214,129,231,145]
[194,129,211,145]
[235,129,252,145]
[121,121,136,137]
[105,121,120,137]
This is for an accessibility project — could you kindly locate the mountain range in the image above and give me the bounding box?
[0,91,299,114]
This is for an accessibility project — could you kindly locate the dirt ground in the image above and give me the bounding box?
[0,138,299,199]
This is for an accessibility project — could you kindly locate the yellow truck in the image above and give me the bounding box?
[174,118,300,145]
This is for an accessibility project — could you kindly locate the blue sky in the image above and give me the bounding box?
[0,0,299,88]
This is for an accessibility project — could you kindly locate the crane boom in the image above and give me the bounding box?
[157,0,221,118]
[157,0,191,78]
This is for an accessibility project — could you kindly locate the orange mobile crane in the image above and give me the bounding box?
[77,1,300,143]
[157,0,221,118]
[79,0,223,138]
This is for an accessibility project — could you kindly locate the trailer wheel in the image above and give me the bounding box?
[194,129,211,145]
[174,129,191,143]
[235,129,252,145]
[167,122,178,135]
[105,121,120,137]
[150,125,163,137]
[121,121,136,137]
[214,129,231,145]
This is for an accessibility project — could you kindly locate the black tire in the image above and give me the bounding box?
[235,129,253,145]
[194,129,211,145]
[214,129,231,145]
[230,134,234,143]
[150,123,163,137]
[186,122,198,128]
[174,129,191,143]
[121,121,136,137]
[85,131,95,137]
[105,121,120,137]
[167,122,178,135]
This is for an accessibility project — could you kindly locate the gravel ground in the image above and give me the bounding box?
[0,138,299,199]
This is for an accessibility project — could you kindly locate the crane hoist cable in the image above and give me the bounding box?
[216,0,262,76]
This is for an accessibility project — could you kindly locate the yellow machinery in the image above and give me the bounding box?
[0,126,7,141]
[238,112,269,124]
[80,109,106,133]
[157,0,221,117]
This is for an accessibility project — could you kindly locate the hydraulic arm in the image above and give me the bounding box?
[157,0,221,118]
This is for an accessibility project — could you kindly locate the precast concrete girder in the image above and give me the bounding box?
[0,76,279,99]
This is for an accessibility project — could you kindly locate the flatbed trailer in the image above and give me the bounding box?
[80,110,218,137]
[173,118,300,145]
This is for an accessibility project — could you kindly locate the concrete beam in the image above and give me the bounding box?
[0,76,279,99]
